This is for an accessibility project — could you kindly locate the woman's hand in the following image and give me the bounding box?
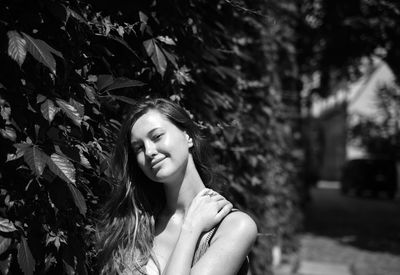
[183,188,233,233]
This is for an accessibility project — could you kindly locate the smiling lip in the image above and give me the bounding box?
[151,158,166,169]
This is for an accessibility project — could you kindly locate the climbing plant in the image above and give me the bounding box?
[0,0,302,274]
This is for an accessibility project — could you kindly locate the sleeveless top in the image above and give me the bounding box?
[192,221,250,275]
[130,211,251,274]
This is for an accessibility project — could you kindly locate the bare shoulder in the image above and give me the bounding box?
[213,210,258,244]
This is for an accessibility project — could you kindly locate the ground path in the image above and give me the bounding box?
[276,182,400,275]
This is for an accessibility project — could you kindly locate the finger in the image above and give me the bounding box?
[198,188,211,197]
[211,193,226,201]
[216,199,230,211]
[204,188,216,196]
[215,202,233,221]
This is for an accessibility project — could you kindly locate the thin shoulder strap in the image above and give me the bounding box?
[206,208,239,245]
[205,209,250,275]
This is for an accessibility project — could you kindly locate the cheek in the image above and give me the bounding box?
[136,153,146,170]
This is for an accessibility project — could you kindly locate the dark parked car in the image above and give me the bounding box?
[340,158,398,199]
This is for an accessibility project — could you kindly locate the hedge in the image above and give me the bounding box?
[0,0,302,274]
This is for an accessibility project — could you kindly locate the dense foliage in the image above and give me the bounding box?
[0,0,302,274]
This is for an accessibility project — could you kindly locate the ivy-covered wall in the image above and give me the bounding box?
[0,0,303,274]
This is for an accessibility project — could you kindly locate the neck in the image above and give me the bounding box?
[162,155,205,216]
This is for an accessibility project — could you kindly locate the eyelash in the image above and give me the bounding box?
[152,133,163,141]
[133,145,143,153]
[133,134,163,153]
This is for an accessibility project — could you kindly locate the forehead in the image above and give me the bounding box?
[130,110,174,140]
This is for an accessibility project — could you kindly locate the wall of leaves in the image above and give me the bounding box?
[0,0,302,274]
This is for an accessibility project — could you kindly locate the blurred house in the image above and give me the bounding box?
[307,57,398,181]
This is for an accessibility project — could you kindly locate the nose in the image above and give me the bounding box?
[144,140,157,158]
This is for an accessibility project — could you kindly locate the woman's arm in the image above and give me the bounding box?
[191,211,258,275]
[162,189,233,275]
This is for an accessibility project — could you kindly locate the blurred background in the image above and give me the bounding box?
[0,0,399,274]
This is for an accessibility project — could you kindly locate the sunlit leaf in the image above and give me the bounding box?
[22,33,60,74]
[0,126,16,142]
[0,218,17,233]
[41,99,59,123]
[157,36,176,45]
[24,146,48,177]
[163,49,178,68]
[143,39,167,77]
[69,98,84,117]
[56,99,82,126]
[79,150,91,169]
[14,143,31,153]
[17,236,35,275]
[139,11,148,23]
[48,153,75,184]
[7,31,27,67]
[66,7,87,24]
[0,236,11,255]
[67,183,87,216]
[36,94,47,104]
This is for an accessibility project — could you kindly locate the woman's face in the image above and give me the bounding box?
[130,109,193,183]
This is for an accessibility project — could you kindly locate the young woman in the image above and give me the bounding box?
[97,98,257,275]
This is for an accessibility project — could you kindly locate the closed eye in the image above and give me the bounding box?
[132,144,143,153]
[152,133,164,141]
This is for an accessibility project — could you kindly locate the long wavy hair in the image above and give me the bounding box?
[97,98,220,274]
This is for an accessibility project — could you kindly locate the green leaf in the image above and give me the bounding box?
[0,126,16,142]
[46,2,68,25]
[0,236,11,255]
[17,236,35,275]
[22,33,61,74]
[81,84,99,106]
[67,183,87,216]
[23,146,48,177]
[96,75,114,91]
[41,99,59,123]
[7,31,27,67]
[66,8,87,24]
[0,254,12,275]
[108,95,138,105]
[23,33,63,59]
[47,153,75,184]
[139,11,148,23]
[36,94,47,104]
[102,77,145,93]
[56,99,82,126]
[109,35,139,59]
[14,143,31,153]
[62,260,75,275]
[0,218,16,233]
[69,98,84,117]
[163,49,178,69]
[143,39,167,77]
[157,36,176,45]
